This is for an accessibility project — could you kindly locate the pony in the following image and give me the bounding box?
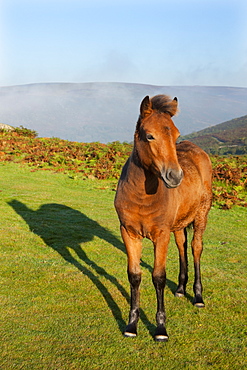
[114,95,212,341]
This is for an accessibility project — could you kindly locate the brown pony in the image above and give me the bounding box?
[114,95,212,342]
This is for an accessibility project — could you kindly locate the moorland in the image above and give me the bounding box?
[0,127,246,369]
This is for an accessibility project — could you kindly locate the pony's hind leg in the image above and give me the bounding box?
[191,219,206,307]
[120,225,142,337]
[174,229,188,297]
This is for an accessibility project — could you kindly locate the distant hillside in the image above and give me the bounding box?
[0,83,247,143]
[181,115,247,154]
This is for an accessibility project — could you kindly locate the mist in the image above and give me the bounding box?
[0,82,247,143]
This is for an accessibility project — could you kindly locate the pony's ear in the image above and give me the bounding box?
[140,96,153,118]
[167,97,178,117]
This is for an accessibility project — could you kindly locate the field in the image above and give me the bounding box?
[0,161,246,369]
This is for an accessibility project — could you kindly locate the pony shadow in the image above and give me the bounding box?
[8,200,156,335]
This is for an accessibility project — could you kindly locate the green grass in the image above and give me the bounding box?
[0,162,246,369]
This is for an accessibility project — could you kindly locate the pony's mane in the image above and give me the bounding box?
[151,95,178,116]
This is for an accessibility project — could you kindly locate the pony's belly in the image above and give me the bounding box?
[171,196,202,231]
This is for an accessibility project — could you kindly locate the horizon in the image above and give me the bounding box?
[2,81,247,89]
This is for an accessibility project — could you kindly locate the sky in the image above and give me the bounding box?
[1,0,247,88]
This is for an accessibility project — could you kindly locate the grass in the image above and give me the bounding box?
[0,162,246,369]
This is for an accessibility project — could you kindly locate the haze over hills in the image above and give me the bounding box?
[0,82,247,143]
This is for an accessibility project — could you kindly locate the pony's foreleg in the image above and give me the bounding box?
[152,232,170,342]
[191,222,205,307]
[174,229,188,297]
[120,225,142,337]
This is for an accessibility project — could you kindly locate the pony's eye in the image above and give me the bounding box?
[146,133,155,141]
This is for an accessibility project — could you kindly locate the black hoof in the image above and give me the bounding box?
[175,291,185,298]
[193,295,205,308]
[175,286,186,297]
[155,335,169,342]
[124,331,137,338]
[154,326,169,342]
[124,323,137,338]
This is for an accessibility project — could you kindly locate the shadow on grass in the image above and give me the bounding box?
[9,200,160,336]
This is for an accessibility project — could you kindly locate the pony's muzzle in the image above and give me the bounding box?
[161,167,183,188]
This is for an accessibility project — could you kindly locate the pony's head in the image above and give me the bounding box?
[134,95,183,188]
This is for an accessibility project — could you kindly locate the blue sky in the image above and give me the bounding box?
[1,0,247,87]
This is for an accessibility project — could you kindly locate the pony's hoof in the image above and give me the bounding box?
[123,323,137,338]
[124,331,137,338]
[194,302,205,308]
[154,326,169,342]
[175,292,185,298]
[175,286,186,297]
[154,334,169,342]
[193,295,205,308]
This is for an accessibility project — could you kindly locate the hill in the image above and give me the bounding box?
[181,115,247,154]
[0,83,247,143]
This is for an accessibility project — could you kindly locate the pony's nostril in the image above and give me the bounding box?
[162,168,183,188]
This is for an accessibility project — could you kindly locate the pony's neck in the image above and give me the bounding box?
[130,149,160,195]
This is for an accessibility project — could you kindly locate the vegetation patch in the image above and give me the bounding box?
[0,127,132,179]
[0,127,246,208]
